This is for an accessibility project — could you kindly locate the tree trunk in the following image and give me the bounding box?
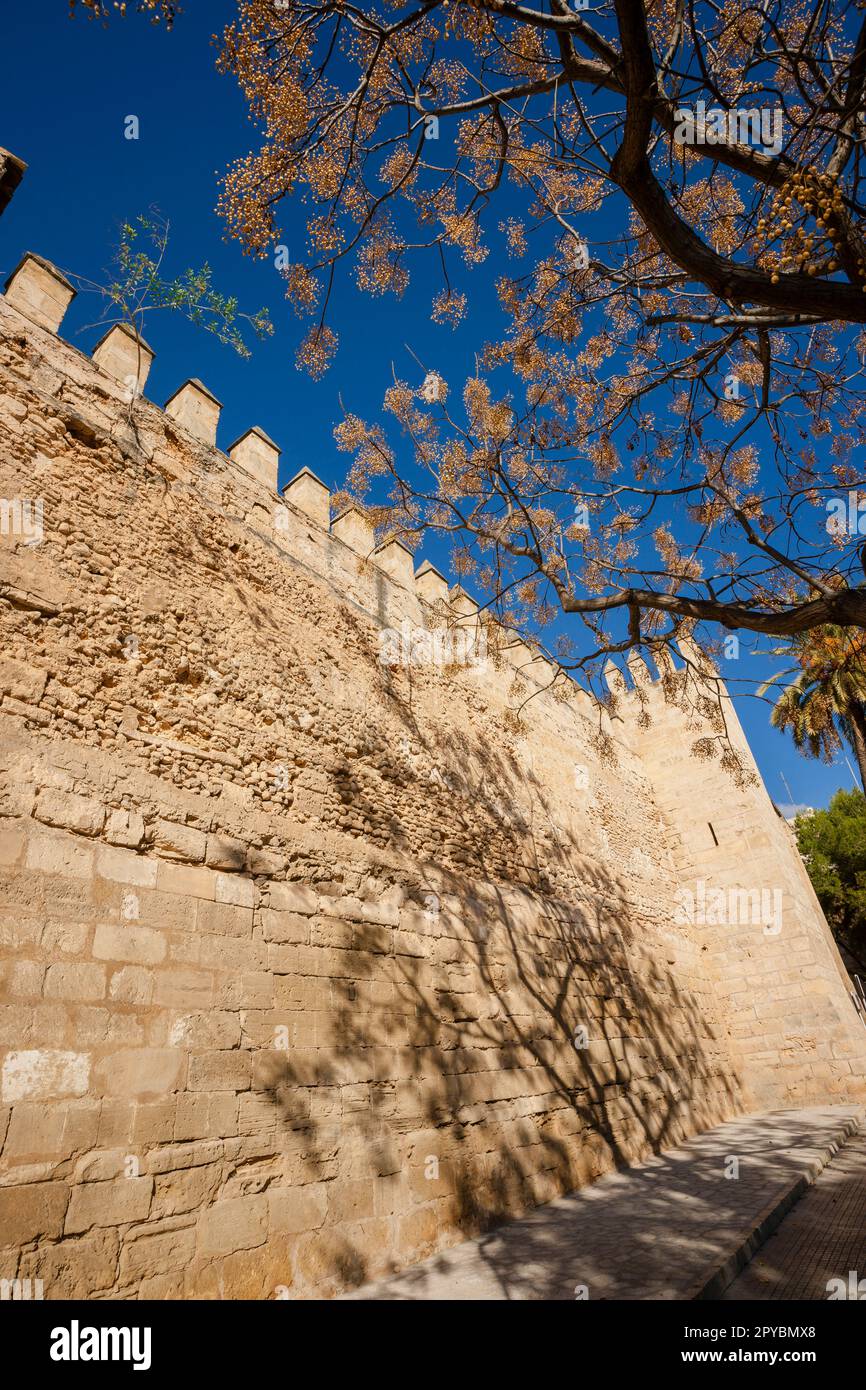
[848,702,866,794]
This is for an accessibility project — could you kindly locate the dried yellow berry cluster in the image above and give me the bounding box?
[758,169,852,284]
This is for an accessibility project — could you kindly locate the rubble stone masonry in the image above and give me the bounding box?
[0,248,864,1299]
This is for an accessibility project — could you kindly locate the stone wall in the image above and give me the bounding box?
[625,663,866,1111]
[0,247,864,1299]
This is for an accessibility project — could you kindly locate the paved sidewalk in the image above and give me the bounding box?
[720,1130,866,1300]
[344,1106,863,1300]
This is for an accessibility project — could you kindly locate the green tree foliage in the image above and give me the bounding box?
[69,214,273,404]
[93,214,272,361]
[795,790,866,976]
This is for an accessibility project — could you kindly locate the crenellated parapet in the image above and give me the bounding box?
[0,242,605,709]
[282,465,330,528]
[331,504,375,556]
[228,427,281,492]
[0,243,848,781]
[415,559,448,604]
[0,245,841,783]
[92,321,155,394]
[4,251,76,333]
[599,637,741,724]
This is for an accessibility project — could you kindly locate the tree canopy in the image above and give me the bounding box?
[796,789,866,976]
[69,0,179,23]
[215,1,866,673]
[73,1,866,695]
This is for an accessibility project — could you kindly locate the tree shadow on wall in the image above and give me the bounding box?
[283,604,603,883]
[142,519,744,1296]
[256,845,742,1299]
[341,1108,839,1300]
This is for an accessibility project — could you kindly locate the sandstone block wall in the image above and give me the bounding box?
[624,665,866,1110]
[0,250,864,1299]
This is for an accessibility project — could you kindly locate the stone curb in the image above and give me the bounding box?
[689,1110,864,1301]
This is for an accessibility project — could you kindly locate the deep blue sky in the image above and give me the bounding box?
[0,1,858,811]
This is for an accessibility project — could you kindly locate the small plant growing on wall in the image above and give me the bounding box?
[73,211,273,416]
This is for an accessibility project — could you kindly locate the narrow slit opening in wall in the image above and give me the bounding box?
[708,822,719,846]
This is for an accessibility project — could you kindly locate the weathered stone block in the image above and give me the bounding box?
[219,971,274,1009]
[152,1163,221,1219]
[156,861,216,900]
[96,845,157,888]
[196,899,252,937]
[34,788,104,836]
[153,819,207,863]
[269,882,317,915]
[105,809,145,848]
[40,920,88,954]
[108,965,155,1005]
[43,961,106,1002]
[168,1011,240,1050]
[215,871,255,906]
[397,1203,441,1259]
[246,847,285,875]
[3,958,44,996]
[268,1183,328,1234]
[118,1217,195,1284]
[196,1195,267,1255]
[187,1050,251,1093]
[197,935,265,972]
[26,833,94,880]
[73,1148,133,1182]
[0,656,47,704]
[154,968,213,1009]
[146,1141,223,1175]
[17,1227,119,1299]
[294,1228,365,1291]
[1,1049,90,1102]
[261,908,310,944]
[131,1099,176,1147]
[93,921,166,966]
[93,1049,183,1099]
[0,1182,69,1247]
[0,828,25,867]
[326,1179,376,1225]
[206,836,247,872]
[3,1101,66,1159]
[65,1177,153,1234]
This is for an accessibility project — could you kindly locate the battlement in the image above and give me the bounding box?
[0,244,735,733]
[0,253,463,591]
[0,247,607,711]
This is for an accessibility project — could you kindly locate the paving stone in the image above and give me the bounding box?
[720,1129,866,1300]
[343,1107,863,1300]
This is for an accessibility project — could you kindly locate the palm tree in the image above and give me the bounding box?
[763,626,866,792]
